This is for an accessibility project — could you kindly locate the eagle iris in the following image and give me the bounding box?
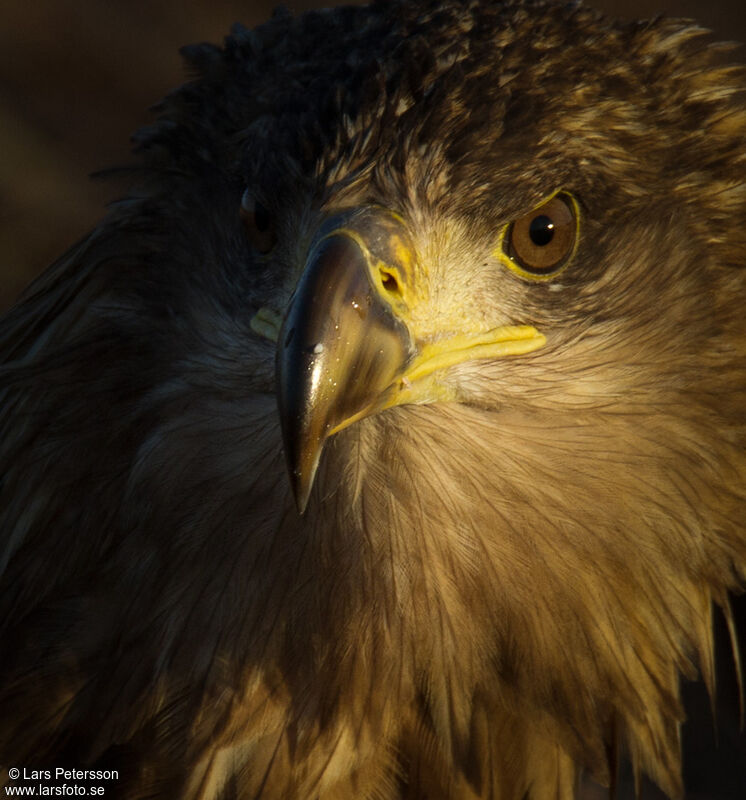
[502,192,578,278]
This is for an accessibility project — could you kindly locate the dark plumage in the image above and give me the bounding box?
[1,1,745,797]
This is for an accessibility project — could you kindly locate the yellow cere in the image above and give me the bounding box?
[326,226,417,314]
[392,235,415,277]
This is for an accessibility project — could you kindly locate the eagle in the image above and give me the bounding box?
[1,0,745,797]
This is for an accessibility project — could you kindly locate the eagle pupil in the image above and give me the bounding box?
[529,215,554,246]
[254,201,271,232]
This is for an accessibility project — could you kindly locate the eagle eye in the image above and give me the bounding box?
[240,189,277,254]
[501,192,578,279]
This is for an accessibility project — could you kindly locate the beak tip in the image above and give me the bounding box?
[291,474,313,515]
[286,453,320,516]
[295,494,310,516]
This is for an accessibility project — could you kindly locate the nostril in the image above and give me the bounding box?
[379,269,401,295]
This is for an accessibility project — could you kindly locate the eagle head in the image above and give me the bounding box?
[1,2,745,798]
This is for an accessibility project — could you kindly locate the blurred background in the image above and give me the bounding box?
[0,1,744,797]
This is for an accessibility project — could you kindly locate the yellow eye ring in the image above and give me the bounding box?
[496,191,580,281]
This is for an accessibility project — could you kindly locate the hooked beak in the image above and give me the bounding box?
[276,207,545,512]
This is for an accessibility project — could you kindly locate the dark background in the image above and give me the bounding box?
[0,1,744,797]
